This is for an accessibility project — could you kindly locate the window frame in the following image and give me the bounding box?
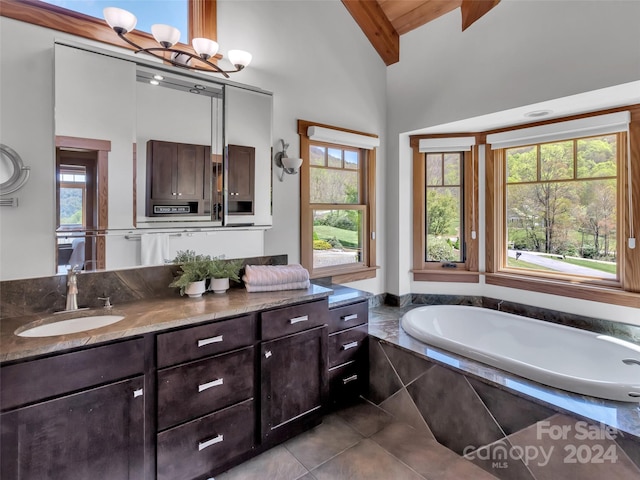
[485,105,640,308]
[410,136,480,283]
[299,119,378,283]
[0,0,218,60]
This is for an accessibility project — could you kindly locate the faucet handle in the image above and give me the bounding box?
[98,296,112,309]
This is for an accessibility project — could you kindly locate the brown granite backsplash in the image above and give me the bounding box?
[0,255,287,319]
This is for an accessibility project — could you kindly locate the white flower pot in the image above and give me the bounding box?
[210,277,230,294]
[184,280,206,298]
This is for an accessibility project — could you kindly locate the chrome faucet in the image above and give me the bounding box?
[65,265,81,311]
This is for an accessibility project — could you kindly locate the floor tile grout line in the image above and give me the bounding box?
[366,436,431,480]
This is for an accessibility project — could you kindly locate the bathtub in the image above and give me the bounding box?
[401,305,640,403]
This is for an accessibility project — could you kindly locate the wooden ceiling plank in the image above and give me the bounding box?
[392,0,461,36]
[342,0,400,66]
[460,0,500,31]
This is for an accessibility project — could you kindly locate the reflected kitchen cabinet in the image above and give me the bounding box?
[228,145,255,215]
[146,140,211,216]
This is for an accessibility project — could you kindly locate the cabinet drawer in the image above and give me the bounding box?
[157,314,256,368]
[1,338,144,411]
[328,301,368,334]
[260,299,328,341]
[328,325,368,368]
[157,347,254,431]
[329,361,367,408]
[157,399,255,480]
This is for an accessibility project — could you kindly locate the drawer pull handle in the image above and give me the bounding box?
[289,315,309,325]
[342,314,358,322]
[133,388,143,398]
[198,378,224,392]
[198,335,223,347]
[265,350,272,359]
[198,434,224,451]
[343,374,358,385]
[342,341,359,351]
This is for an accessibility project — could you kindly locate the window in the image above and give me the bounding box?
[486,106,640,307]
[41,0,189,43]
[299,120,378,282]
[1,0,215,54]
[410,136,479,282]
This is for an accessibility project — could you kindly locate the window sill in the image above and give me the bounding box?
[486,272,640,308]
[412,270,480,283]
[311,266,379,284]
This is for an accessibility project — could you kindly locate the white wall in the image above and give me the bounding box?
[0,1,388,293]
[217,0,388,295]
[386,0,640,322]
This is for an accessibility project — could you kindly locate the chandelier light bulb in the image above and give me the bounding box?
[151,24,181,48]
[192,38,219,60]
[103,7,137,34]
[227,50,252,70]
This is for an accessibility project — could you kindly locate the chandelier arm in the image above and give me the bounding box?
[142,47,230,78]
[115,32,233,78]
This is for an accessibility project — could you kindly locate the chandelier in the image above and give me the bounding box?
[103,7,251,78]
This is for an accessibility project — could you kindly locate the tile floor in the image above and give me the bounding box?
[216,401,498,480]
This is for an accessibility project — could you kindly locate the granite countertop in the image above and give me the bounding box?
[1,284,333,363]
[369,304,640,440]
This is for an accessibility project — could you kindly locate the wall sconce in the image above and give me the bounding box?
[274,139,303,182]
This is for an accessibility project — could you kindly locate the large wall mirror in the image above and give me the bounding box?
[52,42,273,275]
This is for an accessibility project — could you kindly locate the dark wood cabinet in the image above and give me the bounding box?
[146,140,210,216]
[227,144,255,214]
[327,300,369,408]
[0,296,343,480]
[259,300,329,446]
[0,339,146,480]
[155,314,257,479]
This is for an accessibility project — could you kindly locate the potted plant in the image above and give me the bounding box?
[208,256,243,294]
[169,250,213,298]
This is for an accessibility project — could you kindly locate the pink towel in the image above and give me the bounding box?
[245,280,311,292]
[242,264,310,287]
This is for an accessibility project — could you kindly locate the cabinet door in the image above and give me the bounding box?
[260,326,328,443]
[176,143,205,200]
[228,145,255,205]
[1,376,145,480]
[148,140,177,200]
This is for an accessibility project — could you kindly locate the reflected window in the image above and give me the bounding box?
[59,165,87,228]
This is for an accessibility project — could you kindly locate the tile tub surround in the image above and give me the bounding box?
[0,254,288,320]
[367,307,640,480]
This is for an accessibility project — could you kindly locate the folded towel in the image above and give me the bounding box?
[242,264,310,287]
[245,280,311,293]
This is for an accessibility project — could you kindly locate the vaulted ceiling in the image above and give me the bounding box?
[341,0,501,65]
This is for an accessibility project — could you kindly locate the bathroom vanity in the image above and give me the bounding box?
[0,286,369,480]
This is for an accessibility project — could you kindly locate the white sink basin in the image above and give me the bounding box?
[16,314,125,337]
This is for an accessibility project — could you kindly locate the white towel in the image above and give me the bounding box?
[245,280,310,292]
[141,233,170,266]
[242,264,310,287]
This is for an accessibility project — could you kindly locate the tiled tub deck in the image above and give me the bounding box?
[367,304,640,480]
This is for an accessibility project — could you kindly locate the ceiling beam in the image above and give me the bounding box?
[341,0,400,66]
[460,0,500,31]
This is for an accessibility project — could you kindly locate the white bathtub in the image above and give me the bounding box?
[401,305,640,403]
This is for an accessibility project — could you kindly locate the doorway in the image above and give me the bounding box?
[55,136,111,272]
